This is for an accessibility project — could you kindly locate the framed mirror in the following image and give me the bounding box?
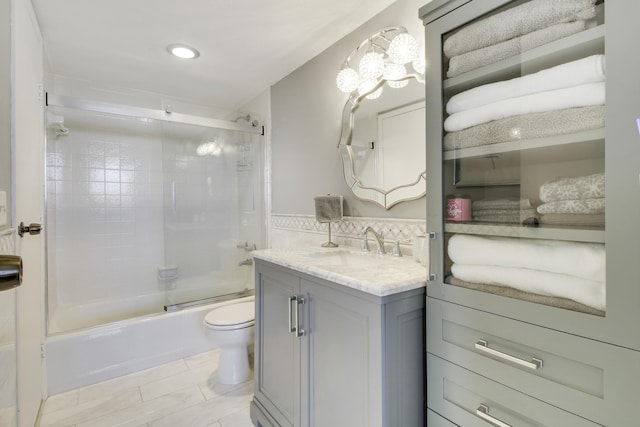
[338,73,426,209]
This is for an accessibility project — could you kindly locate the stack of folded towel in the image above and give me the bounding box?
[472,198,537,224]
[537,172,605,227]
[443,54,606,150]
[447,234,606,313]
[443,0,598,78]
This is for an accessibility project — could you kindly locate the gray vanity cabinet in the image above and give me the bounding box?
[250,259,425,427]
[421,0,640,424]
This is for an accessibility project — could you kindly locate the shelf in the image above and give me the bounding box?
[443,25,605,97]
[444,222,605,243]
[443,128,605,161]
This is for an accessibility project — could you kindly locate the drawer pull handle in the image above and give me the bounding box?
[475,340,543,370]
[476,404,511,427]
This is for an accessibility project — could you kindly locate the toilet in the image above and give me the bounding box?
[203,297,255,385]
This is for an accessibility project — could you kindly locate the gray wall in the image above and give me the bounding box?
[0,0,10,226]
[271,0,430,219]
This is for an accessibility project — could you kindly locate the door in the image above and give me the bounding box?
[0,0,16,422]
[13,0,45,425]
[254,262,301,427]
[301,279,382,427]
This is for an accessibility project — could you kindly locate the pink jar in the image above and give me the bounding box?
[446,195,471,221]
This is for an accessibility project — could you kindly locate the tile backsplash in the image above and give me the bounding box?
[271,213,427,255]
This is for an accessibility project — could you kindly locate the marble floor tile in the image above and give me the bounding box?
[38,350,254,427]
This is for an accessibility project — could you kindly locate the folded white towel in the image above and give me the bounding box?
[448,234,605,282]
[451,264,605,311]
[443,0,597,58]
[444,82,605,132]
[447,55,605,114]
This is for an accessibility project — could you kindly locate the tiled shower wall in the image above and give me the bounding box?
[46,119,165,306]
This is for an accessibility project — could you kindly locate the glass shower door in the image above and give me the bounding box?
[161,121,264,308]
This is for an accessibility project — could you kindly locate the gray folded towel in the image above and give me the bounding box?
[539,213,605,227]
[443,0,597,58]
[314,195,343,223]
[537,197,605,215]
[539,173,605,203]
[444,105,605,151]
[447,20,590,78]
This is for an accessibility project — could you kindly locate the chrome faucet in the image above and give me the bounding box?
[361,226,386,254]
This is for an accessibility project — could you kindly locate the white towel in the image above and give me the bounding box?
[447,234,605,282]
[451,264,605,311]
[443,0,597,58]
[444,82,605,132]
[447,55,605,114]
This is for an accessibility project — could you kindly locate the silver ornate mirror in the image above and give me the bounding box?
[335,27,426,209]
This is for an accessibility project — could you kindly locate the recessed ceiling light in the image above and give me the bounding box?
[167,44,200,59]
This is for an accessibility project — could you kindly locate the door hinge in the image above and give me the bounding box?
[40,344,45,359]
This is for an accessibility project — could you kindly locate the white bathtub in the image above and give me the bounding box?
[45,294,254,395]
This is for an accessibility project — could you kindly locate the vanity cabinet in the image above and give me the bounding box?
[250,259,425,427]
[421,0,640,424]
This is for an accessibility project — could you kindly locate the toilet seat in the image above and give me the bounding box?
[204,301,255,330]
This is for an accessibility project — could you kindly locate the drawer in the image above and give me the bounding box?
[427,408,457,427]
[427,297,640,425]
[427,353,600,426]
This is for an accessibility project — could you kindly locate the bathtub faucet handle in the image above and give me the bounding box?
[236,242,257,252]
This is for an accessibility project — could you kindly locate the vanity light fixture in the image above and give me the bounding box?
[167,43,200,59]
[336,26,424,99]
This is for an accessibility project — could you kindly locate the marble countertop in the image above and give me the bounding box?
[252,246,427,297]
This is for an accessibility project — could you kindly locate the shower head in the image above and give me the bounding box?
[232,114,251,123]
[47,112,69,137]
[232,114,260,127]
[49,122,69,138]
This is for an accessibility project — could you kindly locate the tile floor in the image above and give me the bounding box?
[37,349,254,427]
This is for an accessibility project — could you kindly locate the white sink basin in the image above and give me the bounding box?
[302,250,388,268]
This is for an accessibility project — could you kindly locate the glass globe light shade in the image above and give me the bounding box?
[412,58,426,75]
[336,68,359,93]
[388,33,418,65]
[359,52,385,80]
[358,78,383,100]
[383,63,408,88]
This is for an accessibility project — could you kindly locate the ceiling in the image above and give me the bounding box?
[31,0,398,111]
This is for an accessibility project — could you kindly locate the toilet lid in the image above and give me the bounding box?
[204,301,254,328]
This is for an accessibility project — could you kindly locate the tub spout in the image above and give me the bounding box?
[238,258,253,267]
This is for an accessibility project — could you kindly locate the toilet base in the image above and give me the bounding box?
[218,346,251,385]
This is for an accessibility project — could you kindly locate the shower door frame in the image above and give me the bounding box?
[46,94,264,136]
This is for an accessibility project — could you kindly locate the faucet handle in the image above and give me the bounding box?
[391,240,402,257]
[361,235,371,252]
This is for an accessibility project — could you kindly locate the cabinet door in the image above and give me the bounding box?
[422,0,640,352]
[301,278,383,427]
[254,263,302,427]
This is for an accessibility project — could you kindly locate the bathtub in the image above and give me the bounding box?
[45,294,255,395]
